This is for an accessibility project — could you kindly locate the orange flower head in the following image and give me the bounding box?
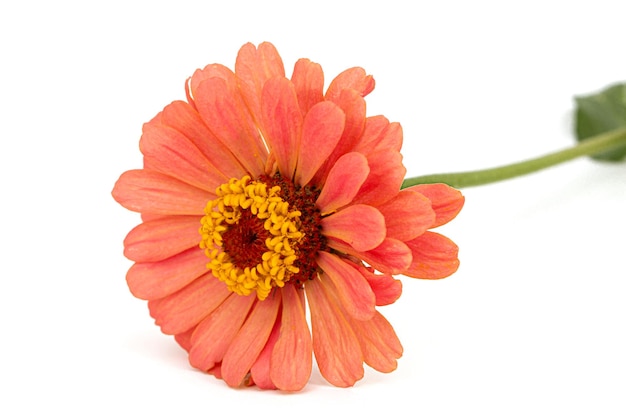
[112,42,464,391]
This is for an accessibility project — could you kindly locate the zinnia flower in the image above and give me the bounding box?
[112,42,464,391]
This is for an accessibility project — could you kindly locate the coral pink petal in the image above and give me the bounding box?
[207,363,223,380]
[250,318,281,390]
[126,248,207,300]
[195,77,267,177]
[377,120,403,152]
[148,274,231,335]
[328,237,412,275]
[320,204,385,252]
[313,89,366,183]
[332,89,366,150]
[404,231,460,279]
[315,152,369,214]
[174,327,195,352]
[123,215,201,263]
[160,101,247,180]
[305,279,364,387]
[353,115,387,152]
[270,284,312,391]
[347,312,403,373]
[408,183,465,227]
[325,67,375,102]
[291,58,324,115]
[235,42,285,124]
[352,150,406,207]
[140,213,166,223]
[327,89,366,157]
[261,76,303,179]
[189,293,256,371]
[140,122,226,192]
[112,169,211,216]
[355,116,403,154]
[188,63,235,100]
[294,101,345,187]
[356,265,403,306]
[317,252,376,321]
[222,294,281,387]
[377,190,435,242]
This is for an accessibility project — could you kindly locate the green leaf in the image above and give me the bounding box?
[575,83,626,161]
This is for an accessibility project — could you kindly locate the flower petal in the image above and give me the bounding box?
[188,63,235,103]
[174,327,194,352]
[124,215,201,263]
[160,100,248,180]
[189,293,256,371]
[207,363,223,381]
[126,248,207,300]
[356,264,402,306]
[315,152,369,214]
[195,77,267,177]
[325,67,375,102]
[250,318,281,390]
[404,231,460,279]
[347,311,403,373]
[305,278,364,387]
[320,204,385,252]
[222,294,281,387]
[112,169,211,216]
[355,116,403,154]
[261,76,303,179]
[294,101,345,187]
[328,237,412,275]
[235,42,285,123]
[313,89,366,183]
[376,190,435,242]
[330,89,366,150]
[351,150,406,207]
[140,213,167,222]
[148,273,231,335]
[317,251,376,320]
[408,183,465,228]
[140,122,226,192]
[291,58,324,115]
[270,284,312,391]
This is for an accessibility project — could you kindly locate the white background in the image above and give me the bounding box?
[2,1,625,416]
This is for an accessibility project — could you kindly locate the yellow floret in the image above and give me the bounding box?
[199,176,303,300]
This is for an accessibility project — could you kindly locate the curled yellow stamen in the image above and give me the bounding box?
[199,176,303,300]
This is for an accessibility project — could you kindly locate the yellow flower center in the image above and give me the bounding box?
[199,176,304,300]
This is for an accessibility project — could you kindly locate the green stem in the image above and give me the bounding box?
[402,127,626,189]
